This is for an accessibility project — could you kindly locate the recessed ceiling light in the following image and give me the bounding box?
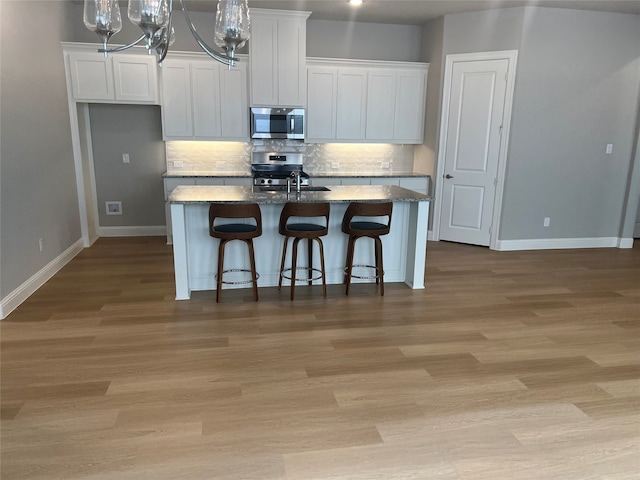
[349,0,363,6]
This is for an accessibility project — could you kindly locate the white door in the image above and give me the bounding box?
[439,58,509,246]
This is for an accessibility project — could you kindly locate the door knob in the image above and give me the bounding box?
[445,174,454,179]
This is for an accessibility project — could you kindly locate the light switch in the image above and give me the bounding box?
[122,153,130,163]
[606,144,613,154]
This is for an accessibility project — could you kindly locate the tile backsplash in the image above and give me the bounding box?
[165,141,415,174]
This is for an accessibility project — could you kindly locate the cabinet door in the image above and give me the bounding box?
[336,68,367,140]
[68,52,114,101]
[161,60,193,138]
[366,69,396,140]
[192,62,221,138]
[371,177,400,186]
[306,66,337,141]
[341,178,371,186]
[277,17,307,107]
[250,16,278,106]
[113,55,158,103]
[399,177,429,194]
[394,70,427,143]
[220,62,249,139]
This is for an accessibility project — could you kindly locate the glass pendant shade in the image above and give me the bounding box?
[83,0,122,49]
[214,0,251,59]
[128,0,170,40]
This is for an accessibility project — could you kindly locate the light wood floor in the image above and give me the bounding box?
[1,237,639,480]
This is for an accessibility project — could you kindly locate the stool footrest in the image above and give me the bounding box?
[216,268,260,285]
[345,264,384,280]
[281,266,324,283]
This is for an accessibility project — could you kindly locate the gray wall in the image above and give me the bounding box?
[307,19,422,61]
[1,0,80,299]
[89,105,166,227]
[501,7,639,240]
[415,16,444,177]
[425,6,640,242]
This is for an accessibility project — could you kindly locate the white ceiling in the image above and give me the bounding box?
[188,0,640,25]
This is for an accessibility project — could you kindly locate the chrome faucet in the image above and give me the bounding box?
[290,170,301,193]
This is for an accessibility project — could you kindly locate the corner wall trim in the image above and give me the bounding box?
[97,226,167,237]
[495,237,621,251]
[0,238,84,320]
[618,238,635,249]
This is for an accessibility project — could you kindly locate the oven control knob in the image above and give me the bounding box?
[267,179,272,184]
[260,179,266,184]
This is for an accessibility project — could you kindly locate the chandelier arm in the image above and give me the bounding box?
[98,34,147,53]
[178,0,236,66]
[155,11,172,64]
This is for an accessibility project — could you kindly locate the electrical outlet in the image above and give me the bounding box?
[544,217,550,227]
[173,160,184,168]
[106,201,122,215]
[39,238,44,252]
[331,163,339,169]
[122,153,130,163]
[381,162,390,169]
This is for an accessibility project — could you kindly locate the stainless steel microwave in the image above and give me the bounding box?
[250,107,305,140]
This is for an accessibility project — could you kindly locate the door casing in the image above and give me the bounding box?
[432,50,518,250]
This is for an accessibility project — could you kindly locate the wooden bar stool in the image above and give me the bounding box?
[278,202,330,300]
[342,202,393,296]
[209,203,262,303]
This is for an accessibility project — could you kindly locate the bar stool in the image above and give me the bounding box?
[342,202,393,296]
[209,203,262,303]
[278,202,330,300]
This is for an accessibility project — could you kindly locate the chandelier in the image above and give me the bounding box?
[83,0,251,66]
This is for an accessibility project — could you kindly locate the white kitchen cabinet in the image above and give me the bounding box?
[336,68,368,140]
[68,51,114,101]
[341,177,371,186]
[249,9,310,107]
[399,177,429,194]
[112,55,158,103]
[393,69,427,143]
[161,54,248,140]
[309,176,429,194]
[366,69,396,140]
[65,45,158,104]
[306,66,338,140]
[161,60,193,137]
[306,58,428,144]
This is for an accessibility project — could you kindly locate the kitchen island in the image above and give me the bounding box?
[169,185,430,300]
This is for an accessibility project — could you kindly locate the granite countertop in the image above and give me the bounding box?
[163,171,429,178]
[169,185,431,204]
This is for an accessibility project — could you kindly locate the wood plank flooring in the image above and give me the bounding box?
[1,237,639,479]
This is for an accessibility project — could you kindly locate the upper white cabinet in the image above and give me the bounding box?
[336,68,368,140]
[249,9,310,107]
[160,54,249,141]
[63,43,159,104]
[306,58,428,144]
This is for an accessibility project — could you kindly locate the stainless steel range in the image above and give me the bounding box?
[251,152,309,190]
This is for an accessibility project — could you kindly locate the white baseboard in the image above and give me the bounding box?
[98,225,167,237]
[618,237,635,249]
[0,238,84,320]
[495,237,621,251]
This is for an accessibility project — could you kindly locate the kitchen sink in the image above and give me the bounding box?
[255,186,331,193]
